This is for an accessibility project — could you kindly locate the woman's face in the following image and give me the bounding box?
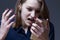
[21,0,41,27]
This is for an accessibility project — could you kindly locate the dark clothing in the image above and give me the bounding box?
[49,22,55,40]
[5,22,54,40]
[5,27,31,40]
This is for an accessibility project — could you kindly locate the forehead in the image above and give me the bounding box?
[26,0,38,4]
[23,0,40,9]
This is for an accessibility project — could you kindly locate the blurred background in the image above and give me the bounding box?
[0,0,60,40]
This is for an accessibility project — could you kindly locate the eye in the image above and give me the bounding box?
[27,8,33,11]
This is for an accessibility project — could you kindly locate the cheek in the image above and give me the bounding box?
[21,8,29,20]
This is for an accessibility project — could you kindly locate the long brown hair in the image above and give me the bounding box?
[13,0,50,28]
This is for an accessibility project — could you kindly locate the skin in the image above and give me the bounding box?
[21,0,41,27]
[21,0,49,40]
[0,0,49,40]
[0,9,15,40]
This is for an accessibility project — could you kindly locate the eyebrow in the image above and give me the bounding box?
[26,6,40,10]
[26,6,33,9]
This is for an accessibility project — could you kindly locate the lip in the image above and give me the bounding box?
[28,20,32,24]
[27,18,35,23]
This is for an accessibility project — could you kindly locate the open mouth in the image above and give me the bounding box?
[27,18,35,23]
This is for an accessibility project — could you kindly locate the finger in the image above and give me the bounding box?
[6,14,15,24]
[32,23,41,31]
[35,18,43,27]
[32,23,44,33]
[31,26,43,37]
[31,26,38,33]
[5,9,13,20]
[46,19,50,30]
[46,19,49,27]
[2,9,9,19]
[30,28,38,37]
[7,22,14,29]
[42,19,49,29]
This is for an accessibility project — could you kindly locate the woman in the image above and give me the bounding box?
[0,0,54,40]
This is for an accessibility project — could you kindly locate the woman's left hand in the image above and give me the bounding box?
[30,18,49,40]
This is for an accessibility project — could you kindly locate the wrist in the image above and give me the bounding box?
[0,29,6,40]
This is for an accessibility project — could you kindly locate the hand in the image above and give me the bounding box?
[30,18,49,40]
[0,9,15,40]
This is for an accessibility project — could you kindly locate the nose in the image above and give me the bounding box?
[30,10,35,18]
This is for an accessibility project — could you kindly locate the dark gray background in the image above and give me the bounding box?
[0,0,60,40]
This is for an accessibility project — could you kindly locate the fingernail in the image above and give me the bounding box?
[46,19,48,21]
[34,16,36,19]
[6,8,9,10]
[32,23,36,26]
[31,26,35,30]
[6,8,9,9]
[11,8,13,10]
[14,13,16,15]
[15,13,16,15]
[10,9,13,11]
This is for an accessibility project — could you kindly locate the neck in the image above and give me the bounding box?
[22,26,28,34]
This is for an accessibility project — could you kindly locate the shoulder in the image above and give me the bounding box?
[5,27,18,40]
[49,22,55,40]
[5,27,29,40]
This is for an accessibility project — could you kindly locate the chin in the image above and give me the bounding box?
[26,22,32,27]
[25,20,32,27]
